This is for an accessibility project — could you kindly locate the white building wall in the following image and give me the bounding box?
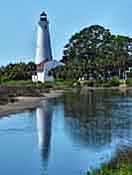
[37,72,45,83]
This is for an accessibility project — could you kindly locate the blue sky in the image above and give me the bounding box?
[0,0,131,65]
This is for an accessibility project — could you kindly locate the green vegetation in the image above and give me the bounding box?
[2,80,34,86]
[88,149,132,175]
[50,25,132,81]
[109,76,120,86]
[126,79,132,86]
[0,77,128,89]
[73,76,122,87]
[89,163,132,175]
[54,79,74,88]
[1,79,74,89]
[0,62,36,83]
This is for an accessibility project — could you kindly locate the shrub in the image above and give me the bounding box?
[96,80,106,87]
[1,76,10,83]
[82,80,94,87]
[109,76,120,87]
[126,79,132,86]
[43,82,54,89]
[55,79,74,88]
[74,81,81,88]
[102,82,111,87]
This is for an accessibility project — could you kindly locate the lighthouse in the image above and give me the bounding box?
[32,11,64,83]
[36,12,52,69]
[32,12,64,83]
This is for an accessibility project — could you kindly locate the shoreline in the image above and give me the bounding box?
[77,85,132,91]
[0,86,132,118]
[0,90,63,117]
[71,86,132,94]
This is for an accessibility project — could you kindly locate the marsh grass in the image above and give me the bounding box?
[89,148,132,175]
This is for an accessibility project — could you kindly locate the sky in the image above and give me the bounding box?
[0,0,132,66]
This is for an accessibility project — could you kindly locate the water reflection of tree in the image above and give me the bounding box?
[64,89,114,119]
[62,89,132,148]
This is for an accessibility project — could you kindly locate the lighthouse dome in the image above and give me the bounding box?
[40,11,47,17]
[40,11,47,21]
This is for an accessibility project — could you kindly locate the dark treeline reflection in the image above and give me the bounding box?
[34,90,132,174]
[36,101,53,171]
[60,89,132,148]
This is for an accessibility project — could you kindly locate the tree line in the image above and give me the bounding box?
[50,25,132,80]
[0,62,36,82]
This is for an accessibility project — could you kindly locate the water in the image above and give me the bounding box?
[0,89,132,175]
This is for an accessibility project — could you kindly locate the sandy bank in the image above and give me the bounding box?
[0,90,63,117]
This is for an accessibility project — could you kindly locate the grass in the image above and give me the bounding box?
[89,163,132,175]
[76,77,128,87]
[1,78,132,89]
[54,79,74,88]
[0,79,74,89]
[88,149,132,175]
[126,79,132,86]
[2,80,45,86]
[77,80,120,87]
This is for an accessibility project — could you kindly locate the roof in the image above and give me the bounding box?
[40,11,47,17]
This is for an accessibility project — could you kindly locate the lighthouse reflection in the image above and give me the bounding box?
[36,101,53,167]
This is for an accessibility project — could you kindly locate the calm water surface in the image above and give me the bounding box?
[0,89,132,175]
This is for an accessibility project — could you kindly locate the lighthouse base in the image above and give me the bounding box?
[32,60,64,83]
[32,72,54,83]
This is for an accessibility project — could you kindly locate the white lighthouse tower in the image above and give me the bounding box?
[35,12,53,82]
[32,11,64,83]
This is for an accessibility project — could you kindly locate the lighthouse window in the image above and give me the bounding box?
[40,17,47,22]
